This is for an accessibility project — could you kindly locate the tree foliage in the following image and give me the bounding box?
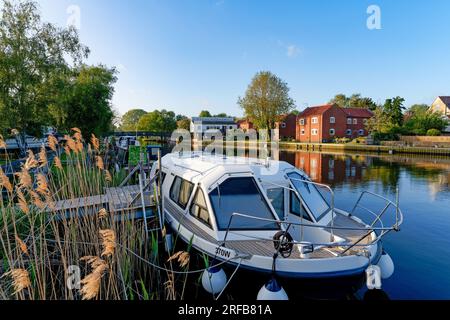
[137,109,177,132]
[199,110,212,118]
[119,109,147,131]
[404,105,448,135]
[383,97,405,127]
[0,0,89,136]
[50,65,117,137]
[238,71,295,129]
[329,94,378,110]
[177,117,191,131]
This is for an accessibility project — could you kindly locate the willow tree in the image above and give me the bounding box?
[238,71,295,131]
[0,0,89,139]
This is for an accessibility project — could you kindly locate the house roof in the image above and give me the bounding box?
[298,104,335,117]
[438,96,450,107]
[343,108,374,118]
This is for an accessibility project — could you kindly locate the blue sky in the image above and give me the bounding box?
[31,0,450,117]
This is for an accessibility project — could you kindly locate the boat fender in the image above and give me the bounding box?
[257,277,289,301]
[377,251,395,279]
[273,231,294,258]
[201,266,227,295]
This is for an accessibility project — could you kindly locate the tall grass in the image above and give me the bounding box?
[0,129,188,300]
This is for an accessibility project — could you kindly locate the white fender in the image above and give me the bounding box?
[377,252,395,279]
[201,267,227,295]
[257,278,288,301]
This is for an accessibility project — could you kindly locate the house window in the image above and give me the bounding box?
[190,188,211,228]
[363,119,368,125]
[347,118,352,125]
[281,122,287,129]
[329,128,335,136]
[311,129,319,135]
[330,117,336,124]
[299,119,305,125]
[312,117,318,124]
[358,129,365,136]
[353,119,358,125]
[301,129,305,135]
[170,176,194,210]
[346,129,352,136]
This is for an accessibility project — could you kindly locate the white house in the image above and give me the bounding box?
[190,117,238,139]
[430,96,450,133]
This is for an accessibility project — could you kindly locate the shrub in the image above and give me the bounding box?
[426,129,441,136]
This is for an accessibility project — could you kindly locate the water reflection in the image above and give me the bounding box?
[278,150,450,299]
[280,151,450,198]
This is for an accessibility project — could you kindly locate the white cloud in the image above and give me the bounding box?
[287,45,300,58]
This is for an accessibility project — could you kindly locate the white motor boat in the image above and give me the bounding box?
[158,152,403,282]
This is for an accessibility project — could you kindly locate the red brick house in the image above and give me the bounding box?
[237,119,255,131]
[276,113,297,140]
[296,104,373,143]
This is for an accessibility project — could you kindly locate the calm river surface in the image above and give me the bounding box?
[278,150,450,300]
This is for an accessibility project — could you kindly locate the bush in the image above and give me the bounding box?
[426,129,441,136]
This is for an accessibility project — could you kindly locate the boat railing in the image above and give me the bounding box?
[221,188,404,257]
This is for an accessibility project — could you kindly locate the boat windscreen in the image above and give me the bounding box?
[209,177,279,231]
[288,172,330,221]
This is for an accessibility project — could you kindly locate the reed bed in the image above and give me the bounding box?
[0,130,191,300]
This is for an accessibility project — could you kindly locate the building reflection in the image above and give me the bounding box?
[280,151,372,185]
[279,151,450,199]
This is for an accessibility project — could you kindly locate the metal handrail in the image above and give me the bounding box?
[221,187,404,258]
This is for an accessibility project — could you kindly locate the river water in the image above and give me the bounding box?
[278,150,450,300]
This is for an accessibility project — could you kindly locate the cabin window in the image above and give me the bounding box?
[299,119,305,125]
[347,118,352,125]
[288,172,330,221]
[280,122,287,129]
[266,188,285,220]
[312,117,318,124]
[190,188,211,228]
[353,119,358,125]
[329,128,335,136]
[209,177,279,231]
[289,191,312,222]
[170,176,194,209]
[330,117,336,124]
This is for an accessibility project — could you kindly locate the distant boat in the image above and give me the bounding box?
[158,152,403,280]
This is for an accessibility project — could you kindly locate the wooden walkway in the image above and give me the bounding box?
[51,185,155,216]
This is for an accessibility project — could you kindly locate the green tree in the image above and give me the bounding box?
[0,0,89,138]
[137,109,177,132]
[177,117,191,130]
[214,113,228,117]
[330,93,377,110]
[51,65,117,137]
[384,97,405,127]
[238,71,295,130]
[404,108,448,135]
[199,110,212,117]
[366,106,392,134]
[119,109,147,131]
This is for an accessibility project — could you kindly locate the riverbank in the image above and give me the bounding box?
[280,142,450,157]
